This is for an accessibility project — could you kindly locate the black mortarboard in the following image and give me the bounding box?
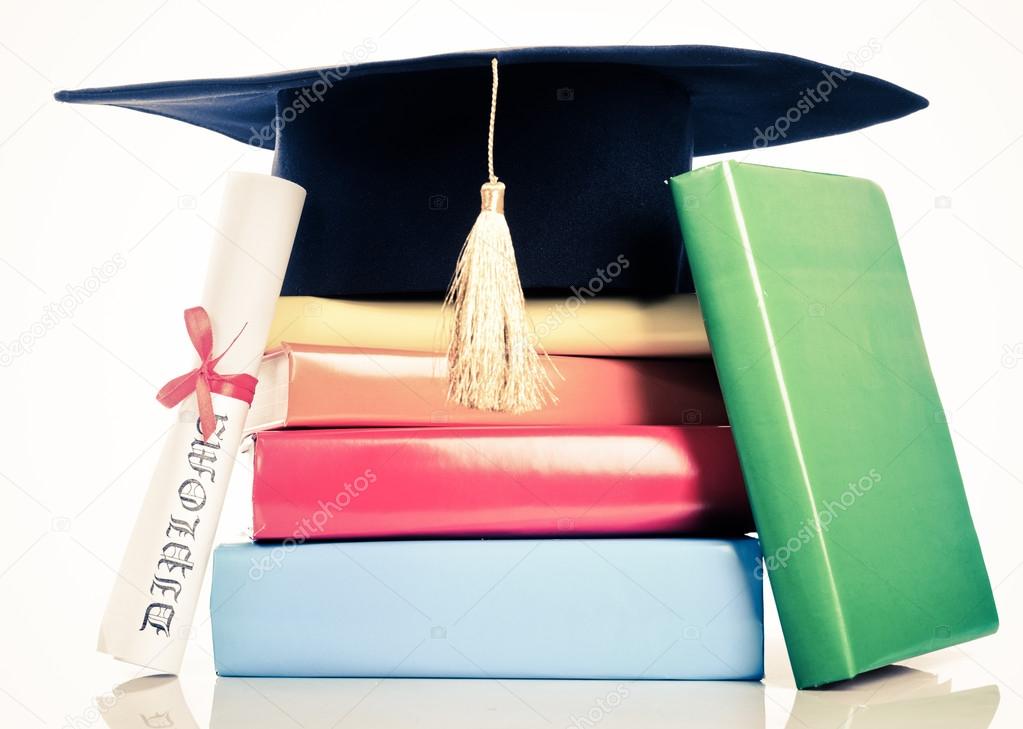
[56,46,927,300]
[57,45,927,412]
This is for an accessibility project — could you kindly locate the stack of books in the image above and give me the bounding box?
[210,296,765,679]
[56,45,999,690]
[207,160,1000,686]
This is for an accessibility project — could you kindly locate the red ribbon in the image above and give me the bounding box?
[156,307,258,441]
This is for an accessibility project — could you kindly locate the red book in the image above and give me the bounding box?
[244,343,727,432]
[252,426,753,540]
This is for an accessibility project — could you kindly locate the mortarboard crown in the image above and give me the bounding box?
[56,45,926,299]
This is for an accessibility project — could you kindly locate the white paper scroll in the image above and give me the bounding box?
[97,172,305,674]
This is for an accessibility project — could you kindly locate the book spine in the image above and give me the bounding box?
[211,539,764,679]
[251,426,753,540]
[672,163,856,682]
[279,351,729,428]
[267,295,711,356]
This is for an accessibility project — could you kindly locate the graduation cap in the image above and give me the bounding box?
[56,45,927,412]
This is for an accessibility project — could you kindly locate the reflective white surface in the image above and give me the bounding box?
[15,627,1014,729]
[90,661,1002,729]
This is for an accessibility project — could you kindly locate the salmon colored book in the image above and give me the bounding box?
[251,426,753,540]
[245,343,727,432]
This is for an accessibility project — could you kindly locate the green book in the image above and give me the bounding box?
[672,161,997,688]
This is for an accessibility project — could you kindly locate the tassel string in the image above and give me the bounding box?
[487,57,499,185]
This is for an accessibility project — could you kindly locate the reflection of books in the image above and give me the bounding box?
[245,343,727,432]
[786,667,999,729]
[251,426,753,540]
[211,677,767,729]
[101,670,999,729]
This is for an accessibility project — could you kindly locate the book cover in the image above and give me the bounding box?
[672,161,997,688]
[211,538,764,679]
[251,426,753,540]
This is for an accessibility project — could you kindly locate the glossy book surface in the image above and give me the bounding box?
[211,539,764,679]
[246,343,727,431]
[252,426,753,540]
[672,161,997,688]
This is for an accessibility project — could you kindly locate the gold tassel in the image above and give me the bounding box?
[443,58,555,413]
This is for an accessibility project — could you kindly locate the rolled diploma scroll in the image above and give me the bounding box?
[97,172,306,673]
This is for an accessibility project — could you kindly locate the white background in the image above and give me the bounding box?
[0,0,1020,727]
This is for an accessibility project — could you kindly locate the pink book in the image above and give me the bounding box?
[252,426,753,540]
[244,343,727,432]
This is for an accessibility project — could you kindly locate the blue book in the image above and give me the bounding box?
[211,538,764,679]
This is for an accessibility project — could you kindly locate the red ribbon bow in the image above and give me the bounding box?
[156,307,258,441]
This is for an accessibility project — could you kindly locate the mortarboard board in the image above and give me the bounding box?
[56,46,927,300]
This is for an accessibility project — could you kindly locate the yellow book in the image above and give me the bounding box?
[268,295,708,357]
